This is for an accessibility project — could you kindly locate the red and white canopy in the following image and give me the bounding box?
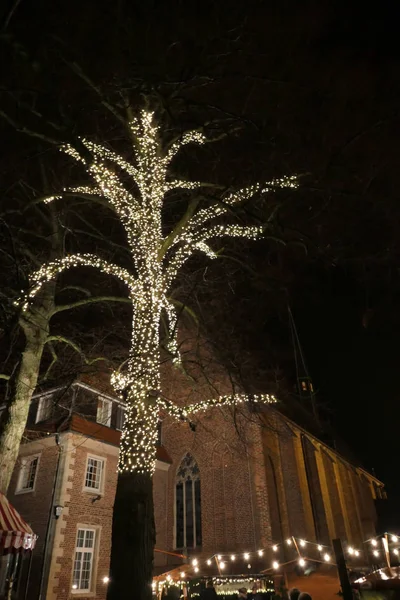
[0,492,37,552]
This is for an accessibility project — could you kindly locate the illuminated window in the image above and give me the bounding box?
[84,457,104,492]
[175,453,202,549]
[16,455,39,493]
[72,528,96,592]
[36,395,53,422]
[96,397,112,426]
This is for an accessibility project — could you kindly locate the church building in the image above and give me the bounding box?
[4,369,384,600]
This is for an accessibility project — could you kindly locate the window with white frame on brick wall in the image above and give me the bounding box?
[72,528,97,593]
[16,455,40,493]
[96,396,112,426]
[84,456,105,493]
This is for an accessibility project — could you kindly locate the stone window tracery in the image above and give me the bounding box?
[175,453,202,549]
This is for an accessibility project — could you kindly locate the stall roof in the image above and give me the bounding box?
[0,492,37,552]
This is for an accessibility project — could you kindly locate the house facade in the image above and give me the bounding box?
[6,377,384,600]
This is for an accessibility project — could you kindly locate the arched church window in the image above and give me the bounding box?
[175,453,202,549]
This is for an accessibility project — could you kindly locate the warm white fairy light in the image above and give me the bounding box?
[180,572,185,578]
[317,545,323,551]
[373,550,379,557]
[194,567,199,574]
[286,539,292,545]
[220,562,226,569]
[192,559,198,567]
[258,550,264,557]
[244,553,250,560]
[231,555,236,561]
[299,540,306,547]
[207,559,212,566]
[21,109,297,476]
[371,539,378,546]
[323,554,330,562]
[392,536,398,543]
[272,545,278,552]
[394,549,399,556]
[348,547,354,555]
[298,558,306,567]
[355,550,360,557]
[272,561,279,570]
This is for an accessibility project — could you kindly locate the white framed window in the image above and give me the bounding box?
[16,455,39,493]
[96,397,112,427]
[84,456,104,492]
[116,406,126,431]
[36,395,53,423]
[72,528,96,592]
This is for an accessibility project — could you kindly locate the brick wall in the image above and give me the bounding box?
[160,406,265,559]
[47,433,119,600]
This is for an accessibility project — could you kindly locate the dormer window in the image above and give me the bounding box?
[36,395,53,423]
[96,397,112,427]
[116,406,126,431]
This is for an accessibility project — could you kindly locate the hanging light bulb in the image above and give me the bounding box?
[180,572,185,578]
[192,559,198,566]
[217,555,222,560]
[392,536,398,543]
[373,550,379,557]
[207,559,212,566]
[324,554,330,562]
[273,561,279,569]
[286,539,292,545]
[258,550,264,557]
[299,540,306,547]
[194,567,199,573]
[355,550,360,557]
[244,553,250,560]
[272,545,278,552]
[298,558,306,567]
[393,549,399,556]
[230,555,236,561]
[348,547,354,555]
[371,539,378,547]
[317,545,323,552]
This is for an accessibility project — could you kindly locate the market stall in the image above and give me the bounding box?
[0,492,37,600]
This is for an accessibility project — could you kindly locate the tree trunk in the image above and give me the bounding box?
[107,471,155,600]
[0,294,53,493]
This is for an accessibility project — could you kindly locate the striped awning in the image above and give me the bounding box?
[0,492,37,552]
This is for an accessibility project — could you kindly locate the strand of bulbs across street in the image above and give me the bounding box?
[177,533,400,577]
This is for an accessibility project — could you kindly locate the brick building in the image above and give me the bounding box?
[5,377,384,600]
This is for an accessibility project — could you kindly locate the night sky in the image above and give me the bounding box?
[1,1,400,528]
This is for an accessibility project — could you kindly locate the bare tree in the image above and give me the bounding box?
[0,183,133,493]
